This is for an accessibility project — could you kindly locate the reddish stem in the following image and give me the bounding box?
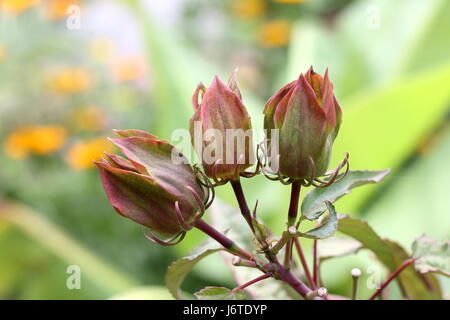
[285,181,301,268]
[368,258,416,300]
[232,274,271,292]
[294,237,316,289]
[194,219,253,260]
[313,239,319,287]
[230,179,255,233]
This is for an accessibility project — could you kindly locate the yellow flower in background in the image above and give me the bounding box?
[258,20,292,47]
[4,125,67,159]
[49,68,93,94]
[71,106,106,132]
[66,137,115,170]
[274,0,309,3]
[110,56,147,82]
[45,0,81,21]
[0,0,40,14]
[0,44,5,63]
[232,0,266,19]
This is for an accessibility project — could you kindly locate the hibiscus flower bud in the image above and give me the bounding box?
[263,67,342,180]
[190,73,254,182]
[95,129,206,244]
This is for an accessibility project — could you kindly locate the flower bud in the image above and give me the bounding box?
[190,73,254,181]
[263,67,342,180]
[95,129,205,240]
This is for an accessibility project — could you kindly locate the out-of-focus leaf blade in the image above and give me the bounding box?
[0,200,138,294]
[317,237,362,262]
[332,62,450,214]
[165,240,224,300]
[338,215,441,299]
[412,234,450,277]
[301,170,390,220]
[194,287,247,300]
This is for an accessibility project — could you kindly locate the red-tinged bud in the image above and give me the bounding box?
[95,129,206,243]
[190,73,254,181]
[263,67,342,180]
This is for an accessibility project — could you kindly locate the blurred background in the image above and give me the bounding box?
[0,0,449,299]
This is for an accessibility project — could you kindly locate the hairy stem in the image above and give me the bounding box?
[368,258,416,300]
[230,179,255,232]
[194,219,253,260]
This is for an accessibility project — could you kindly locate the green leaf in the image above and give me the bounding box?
[301,170,390,220]
[194,287,247,300]
[412,234,450,277]
[300,202,338,240]
[338,216,442,299]
[317,237,362,262]
[165,240,224,300]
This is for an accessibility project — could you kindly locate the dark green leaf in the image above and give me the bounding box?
[166,240,224,300]
[412,234,450,277]
[301,170,390,220]
[194,287,247,300]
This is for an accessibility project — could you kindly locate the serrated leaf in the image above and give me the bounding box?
[412,234,450,277]
[166,240,224,300]
[194,287,247,300]
[300,202,338,240]
[338,216,442,299]
[301,170,390,220]
[317,237,362,262]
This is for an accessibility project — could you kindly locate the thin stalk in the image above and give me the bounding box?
[194,219,253,260]
[313,239,319,288]
[230,179,255,233]
[284,180,301,269]
[294,237,316,289]
[287,180,302,226]
[351,276,359,300]
[232,274,271,292]
[368,258,415,300]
